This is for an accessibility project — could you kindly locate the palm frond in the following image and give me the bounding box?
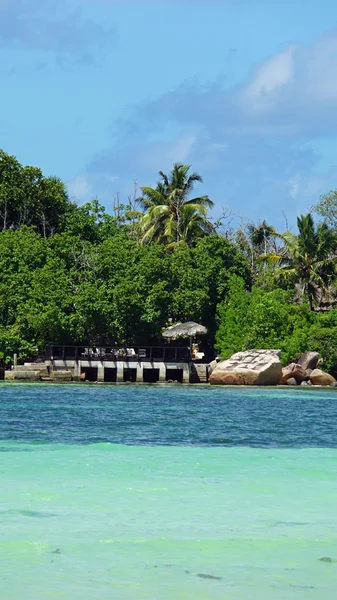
[184,195,214,209]
[181,203,208,217]
[138,163,213,245]
[158,171,169,188]
[258,253,283,264]
[139,187,165,207]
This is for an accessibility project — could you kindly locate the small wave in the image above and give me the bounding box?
[2,509,56,518]
[197,573,222,580]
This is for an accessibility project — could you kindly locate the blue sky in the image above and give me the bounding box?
[1,0,337,228]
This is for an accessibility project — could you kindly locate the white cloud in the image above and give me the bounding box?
[237,33,337,127]
[300,34,337,103]
[143,31,337,139]
[288,175,301,200]
[0,0,115,61]
[166,135,196,163]
[83,30,337,227]
[67,173,92,201]
[243,45,296,113]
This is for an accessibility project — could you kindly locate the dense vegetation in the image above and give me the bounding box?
[1,151,337,372]
[216,277,337,375]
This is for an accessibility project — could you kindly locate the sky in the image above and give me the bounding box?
[1,0,337,228]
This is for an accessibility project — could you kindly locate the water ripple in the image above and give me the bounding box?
[0,383,336,447]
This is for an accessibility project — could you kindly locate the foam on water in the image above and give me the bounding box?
[1,384,337,599]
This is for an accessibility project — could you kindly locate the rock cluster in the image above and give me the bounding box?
[281,352,337,387]
[209,349,337,387]
[280,363,307,385]
[210,349,282,386]
[297,352,320,371]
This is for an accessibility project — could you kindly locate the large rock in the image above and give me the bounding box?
[280,363,307,385]
[208,360,219,375]
[297,352,319,371]
[310,369,336,386]
[210,349,282,386]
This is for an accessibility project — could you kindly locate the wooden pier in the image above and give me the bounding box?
[47,345,208,384]
[5,345,209,384]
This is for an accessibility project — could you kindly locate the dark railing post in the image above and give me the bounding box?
[46,342,194,364]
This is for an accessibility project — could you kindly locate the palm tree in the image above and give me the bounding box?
[138,163,214,246]
[247,220,276,256]
[244,220,277,274]
[260,213,337,310]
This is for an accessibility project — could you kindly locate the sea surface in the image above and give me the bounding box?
[1,383,337,599]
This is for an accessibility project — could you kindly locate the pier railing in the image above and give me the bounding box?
[47,345,192,363]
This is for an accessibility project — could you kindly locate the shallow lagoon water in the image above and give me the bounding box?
[1,384,337,599]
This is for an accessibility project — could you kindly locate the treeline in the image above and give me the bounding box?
[0,228,249,362]
[1,150,337,372]
[0,151,250,361]
[216,277,337,375]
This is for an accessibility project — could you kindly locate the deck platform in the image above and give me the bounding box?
[5,346,209,384]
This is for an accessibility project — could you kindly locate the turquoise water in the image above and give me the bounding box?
[1,384,337,599]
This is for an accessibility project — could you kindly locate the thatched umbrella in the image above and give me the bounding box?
[162,321,208,354]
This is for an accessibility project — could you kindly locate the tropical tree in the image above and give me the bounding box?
[312,190,337,228]
[215,275,315,363]
[247,220,276,256]
[138,163,214,246]
[234,219,278,283]
[0,150,72,236]
[260,213,337,310]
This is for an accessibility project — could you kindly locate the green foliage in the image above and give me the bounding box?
[215,276,251,358]
[0,221,250,361]
[0,151,72,236]
[260,213,337,309]
[138,163,214,246]
[64,199,119,243]
[306,310,337,375]
[215,276,315,364]
[313,190,337,227]
[4,150,337,376]
[216,275,337,373]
